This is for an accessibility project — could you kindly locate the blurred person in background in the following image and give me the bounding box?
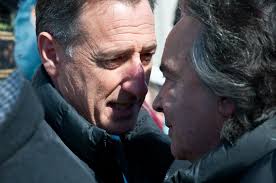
[13,0,41,80]
[0,71,98,183]
[0,1,17,72]
[153,0,276,182]
[0,3,98,182]
[33,0,173,182]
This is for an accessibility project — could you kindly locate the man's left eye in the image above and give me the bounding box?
[96,55,128,70]
[141,53,154,65]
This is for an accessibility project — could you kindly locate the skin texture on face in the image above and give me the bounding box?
[153,14,225,160]
[51,0,156,134]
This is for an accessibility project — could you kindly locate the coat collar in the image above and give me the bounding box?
[166,115,276,183]
[32,66,111,166]
[0,77,44,165]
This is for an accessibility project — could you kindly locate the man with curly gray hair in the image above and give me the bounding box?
[154,0,276,182]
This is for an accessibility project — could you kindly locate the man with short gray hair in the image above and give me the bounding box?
[154,0,276,182]
[32,0,173,182]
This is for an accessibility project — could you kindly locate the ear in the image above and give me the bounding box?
[37,32,60,78]
[218,97,235,118]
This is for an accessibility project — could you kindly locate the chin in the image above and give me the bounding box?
[170,144,177,158]
[171,143,185,160]
[106,125,135,135]
[103,119,137,135]
[173,153,186,160]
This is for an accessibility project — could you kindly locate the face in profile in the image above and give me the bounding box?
[153,14,225,160]
[46,0,156,134]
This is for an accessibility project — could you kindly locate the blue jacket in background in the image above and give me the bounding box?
[14,0,40,80]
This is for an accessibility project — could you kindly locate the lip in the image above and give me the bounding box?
[107,101,138,119]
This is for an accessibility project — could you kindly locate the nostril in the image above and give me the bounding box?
[153,97,163,112]
[121,79,148,100]
[154,106,163,113]
[122,67,148,97]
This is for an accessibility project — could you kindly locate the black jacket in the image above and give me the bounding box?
[32,66,174,183]
[165,116,276,183]
[0,77,98,183]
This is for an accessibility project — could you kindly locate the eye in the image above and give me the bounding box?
[96,55,128,70]
[101,61,121,70]
[141,52,154,66]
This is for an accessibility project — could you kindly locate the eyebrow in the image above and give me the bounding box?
[93,42,157,61]
[159,60,177,78]
[93,47,135,61]
[141,43,157,53]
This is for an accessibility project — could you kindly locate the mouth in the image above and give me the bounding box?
[108,102,134,110]
[107,101,138,119]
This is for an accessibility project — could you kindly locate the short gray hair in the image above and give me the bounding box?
[36,0,156,50]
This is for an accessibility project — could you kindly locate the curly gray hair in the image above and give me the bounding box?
[185,0,276,143]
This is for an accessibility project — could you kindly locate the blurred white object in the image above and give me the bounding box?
[151,0,178,86]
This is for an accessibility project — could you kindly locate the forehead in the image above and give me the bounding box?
[161,15,201,75]
[77,0,155,49]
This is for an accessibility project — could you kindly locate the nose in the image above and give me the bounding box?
[121,60,148,101]
[153,92,163,112]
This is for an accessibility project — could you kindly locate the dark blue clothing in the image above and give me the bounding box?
[165,115,276,183]
[0,73,98,183]
[32,66,174,183]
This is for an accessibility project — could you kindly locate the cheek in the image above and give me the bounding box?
[170,123,190,159]
[170,120,205,160]
[158,83,177,116]
[91,69,127,104]
[165,86,183,114]
[173,110,221,160]
[65,63,105,105]
[57,63,82,95]
[92,71,119,99]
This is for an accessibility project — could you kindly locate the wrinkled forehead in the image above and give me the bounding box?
[79,0,154,24]
[73,0,155,53]
[77,0,154,41]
